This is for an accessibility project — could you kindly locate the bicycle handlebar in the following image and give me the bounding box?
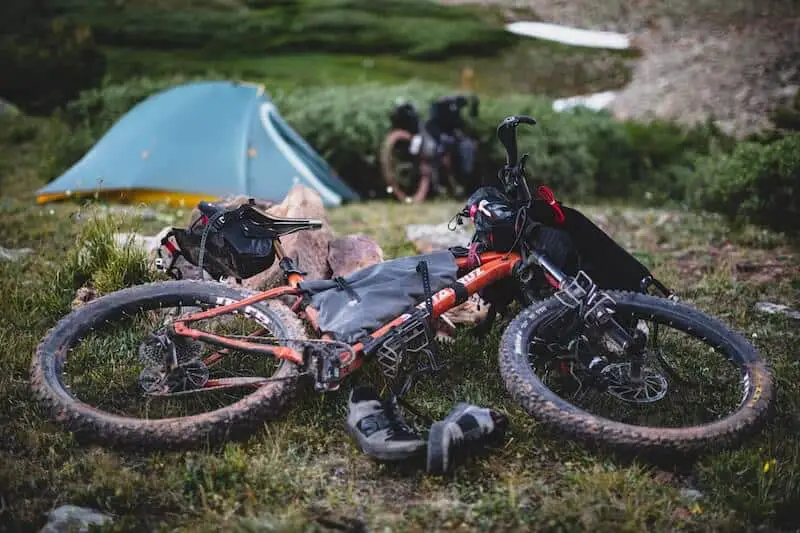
[496,115,537,167]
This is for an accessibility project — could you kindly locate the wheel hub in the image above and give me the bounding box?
[601,362,668,403]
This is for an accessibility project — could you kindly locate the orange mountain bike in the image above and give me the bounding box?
[32,116,773,456]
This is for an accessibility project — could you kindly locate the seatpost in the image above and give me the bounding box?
[273,239,286,260]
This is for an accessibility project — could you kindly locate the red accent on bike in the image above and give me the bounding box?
[544,272,560,289]
[560,361,570,375]
[467,242,481,268]
[469,204,478,219]
[537,185,565,224]
[201,215,209,225]
[164,240,177,254]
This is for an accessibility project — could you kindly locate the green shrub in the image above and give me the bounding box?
[275,84,725,200]
[56,0,515,59]
[692,134,800,233]
[591,119,732,203]
[64,213,158,294]
[0,115,40,145]
[45,79,725,203]
[0,21,107,115]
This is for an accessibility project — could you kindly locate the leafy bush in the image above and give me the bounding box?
[45,78,726,203]
[692,134,800,233]
[58,0,515,60]
[275,83,726,200]
[0,115,40,145]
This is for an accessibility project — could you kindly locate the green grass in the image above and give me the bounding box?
[102,38,633,98]
[2,118,800,532]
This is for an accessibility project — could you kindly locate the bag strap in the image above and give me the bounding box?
[197,210,227,280]
[333,276,361,303]
[416,260,434,318]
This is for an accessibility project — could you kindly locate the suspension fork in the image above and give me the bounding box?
[520,249,645,375]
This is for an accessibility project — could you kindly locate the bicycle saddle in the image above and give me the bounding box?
[196,200,323,238]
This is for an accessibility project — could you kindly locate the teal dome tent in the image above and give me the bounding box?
[37,81,360,208]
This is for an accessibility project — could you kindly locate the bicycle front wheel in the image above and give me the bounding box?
[499,291,774,456]
[31,280,307,449]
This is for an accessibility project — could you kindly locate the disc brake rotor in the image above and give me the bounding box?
[601,362,668,403]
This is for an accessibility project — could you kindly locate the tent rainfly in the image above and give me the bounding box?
[36,81,360,208]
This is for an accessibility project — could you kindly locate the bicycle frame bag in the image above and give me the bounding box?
[299,250,459,343]
[558,205,669,295]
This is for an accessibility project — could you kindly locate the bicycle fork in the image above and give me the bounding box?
[519,249,647,381]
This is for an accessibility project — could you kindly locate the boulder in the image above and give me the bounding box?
[39,505,112,533]
[328,234,384,278]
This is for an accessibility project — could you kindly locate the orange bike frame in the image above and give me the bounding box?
[172,251,522,377]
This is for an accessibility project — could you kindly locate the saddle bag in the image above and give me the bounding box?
[159,204,277,281]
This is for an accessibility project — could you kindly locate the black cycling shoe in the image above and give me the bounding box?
[346,386,426,461]
[426,403,508,475]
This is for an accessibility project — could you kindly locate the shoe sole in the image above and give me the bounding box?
[426,420,450,474]
[346,424,426,462]
[427,406,510,475]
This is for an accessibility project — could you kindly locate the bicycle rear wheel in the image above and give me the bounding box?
[31,280,307,449]
[379,129,431,203]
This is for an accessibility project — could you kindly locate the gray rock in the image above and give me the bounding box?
[40,505,112,533]
[679,488,704,501]
[0,245,33,261]
[754,302,800,320]
[328,234,384,279]
[405,222,473,253]
[0,97,20,116]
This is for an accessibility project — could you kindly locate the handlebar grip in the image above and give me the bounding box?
[496,115,537,166]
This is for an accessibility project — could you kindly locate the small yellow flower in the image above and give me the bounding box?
[690,503,703,515]
[763,459,777,474]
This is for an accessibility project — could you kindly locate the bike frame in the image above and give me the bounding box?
[170,249,548,388]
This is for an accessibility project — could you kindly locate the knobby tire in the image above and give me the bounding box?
[31,280,307,450]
